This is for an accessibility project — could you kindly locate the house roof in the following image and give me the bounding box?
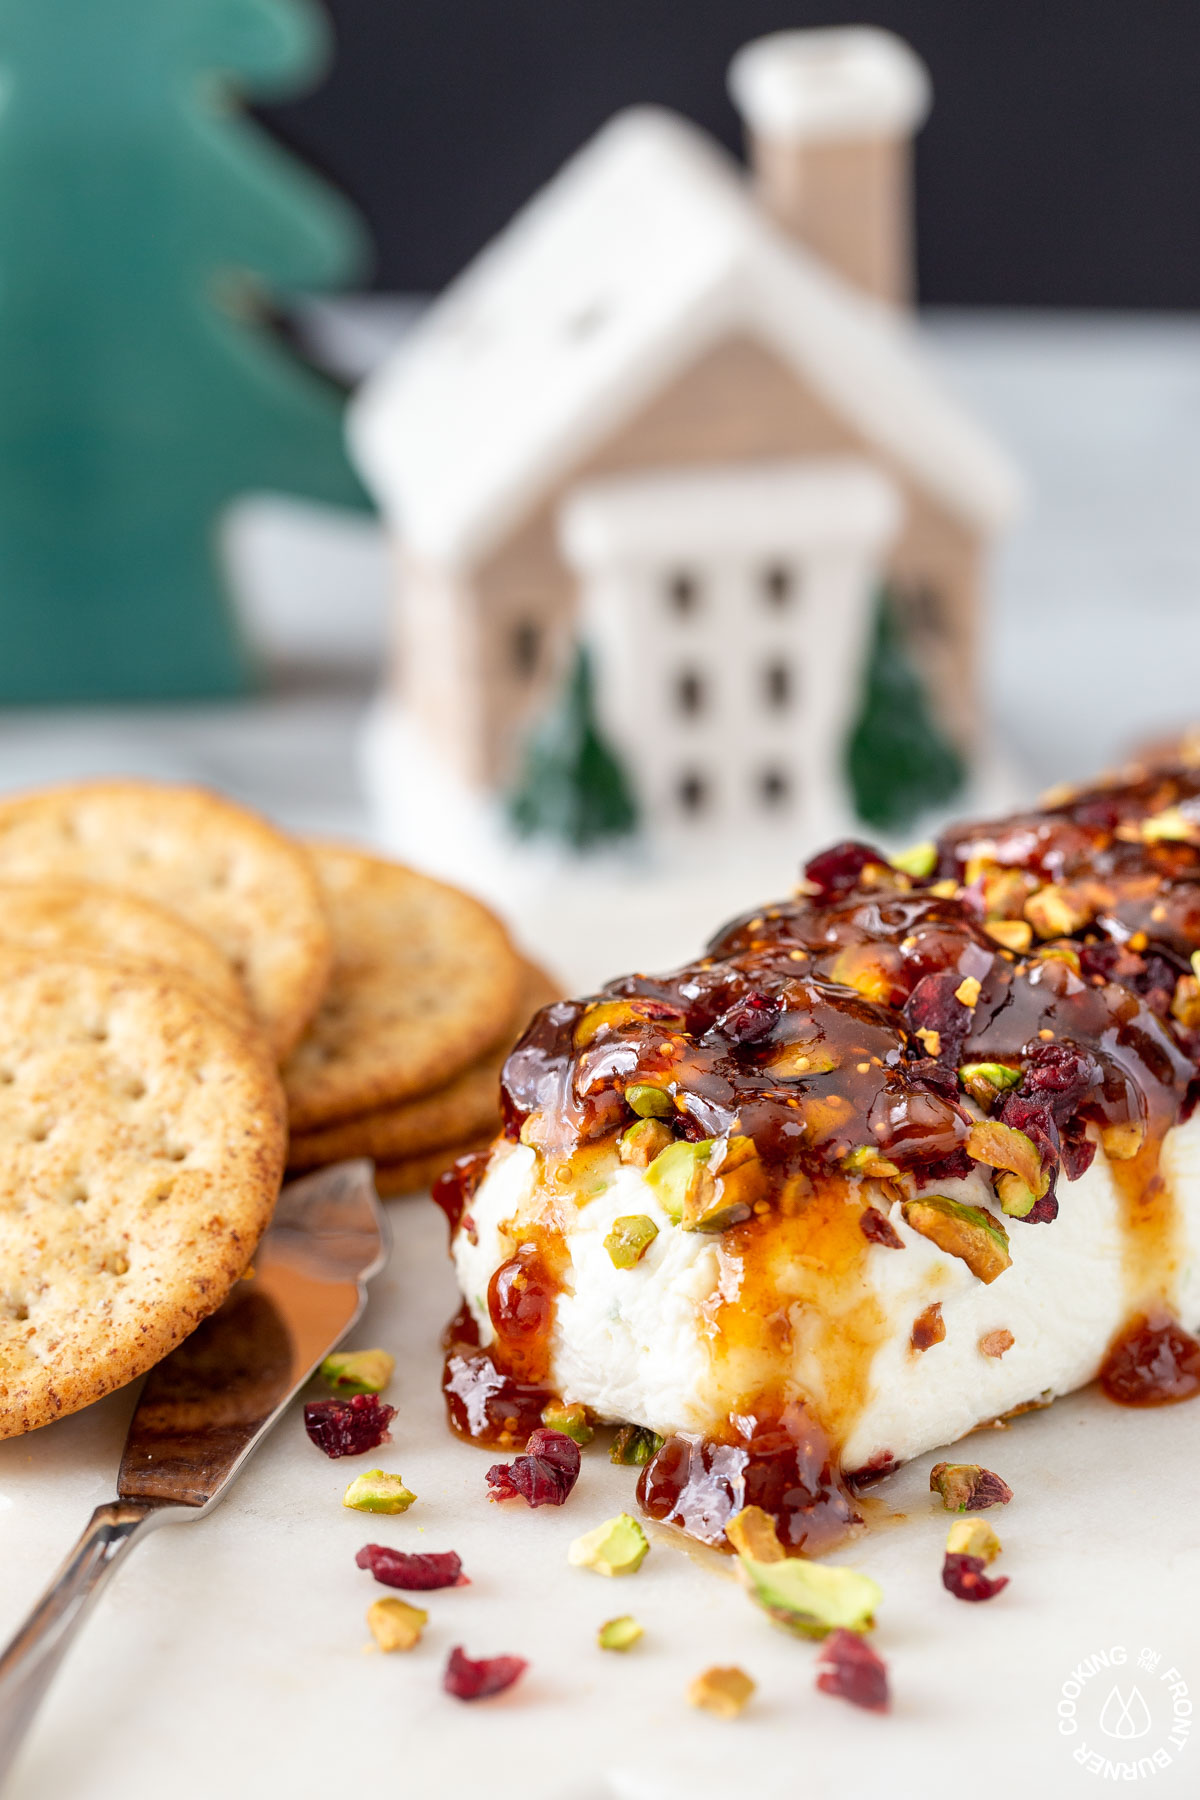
[348,108,1022,568]
[560,457,902,565]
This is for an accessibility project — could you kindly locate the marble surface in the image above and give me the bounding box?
[0,309,1199,1798]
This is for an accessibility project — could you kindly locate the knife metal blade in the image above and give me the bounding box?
[0,1159,390,1786]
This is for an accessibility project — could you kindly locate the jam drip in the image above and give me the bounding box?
[1099,1313,1200,1405]
[636,1406,862,1556]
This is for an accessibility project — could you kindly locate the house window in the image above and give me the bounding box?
[677,770,709,815]
[763,661,792,709]
[758,767,790,808]
[666,571,699,616]
[510,620,541,680]
[761,563,796,609]
[675,668,705,716]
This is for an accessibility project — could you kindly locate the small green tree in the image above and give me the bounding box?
[0,0,368,701]
[507,646,639,850]
[846,588,965,831]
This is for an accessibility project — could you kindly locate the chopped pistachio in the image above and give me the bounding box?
[597,1614,644,1652]
[958,1060,1023,1110]
[843,1145,901,1179]
[366,1596,427,1652]
[736,1552,881,1639]
[994,1171,1039,1218]
[915,1026,942,1058]
[568,1512,650,1577]
[610,1424,664,1466]
[681,1135,764,1232]
[954,975,982,1007]
[625,1082,673,1119]
[574,998,685,1050]
[901,1194,1011,1284]
[1100,1119,1146,1161]
[619,1117,673,1168]
[687,1666,755,1719]
[1034,940,1082,973]
[320,1349,395,1396]
[985,918,1033,953]
[946,1517,1002,1562]
[965,1119,1047,1198]
[541,1399,595,1444]
[891,840,937,879]
[1024,884,1092,939]
[1172,974,1200,1031]
[342,1469,416,1514]
[1140,805,1200,845]
[929,1460,1013,1511]
[981,867,1037,921]
[725,1505,786,1564]
[765,1041,839,1076]
[930,878,960,899]
[1192,950,1200,982]
[827,946,894,1005]
[644,1138,714,1222]
[604,1213,659,1269]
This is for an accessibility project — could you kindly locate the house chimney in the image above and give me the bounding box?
[728,28,931,306]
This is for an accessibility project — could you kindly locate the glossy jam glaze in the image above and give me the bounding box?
[437,762,1200,1547]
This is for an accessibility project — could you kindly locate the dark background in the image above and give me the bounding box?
[262,0,1200,308]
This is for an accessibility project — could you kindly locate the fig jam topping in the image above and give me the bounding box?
[1099,1313,1200,1405]
[443,761,1200,1547]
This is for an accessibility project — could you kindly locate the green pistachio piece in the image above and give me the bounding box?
[900,1194,1012,1284]
[929,1460,1012,1512]
[626,1082,673,1119]
[604,1213,659,1269]
[736,1552,881,1639]
[320,1349,395,1396]
[619,1118,673,1168]
[1024,884,1092,938]
[1100,1119,1146,1161]
[965,1119,1048,1197]
[568,1512,650,1577]
[687,1666,756,1718]
[541,1399,595,1445]
[644,1137,714,1223]
[946,1517,1002,1562]
[764,1041,839,1076]
[366,1596,427,1652]
[842,1145,901,1178]
[342,1469,416,1514]
[1140,805,1200,845]
[995,1171,1038,1218]
[958,1061,1023,1110]
[725,1505,786,1563]
[575,998,685,1049]
[597,1614,644,1652]
[892,840,938,879]
[680,1134,765,1232]
[610,1424,664,1466]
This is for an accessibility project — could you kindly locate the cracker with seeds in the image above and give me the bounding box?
[0,955,286,1439]
[0,879,248,1021]
[0,781,331,1057]
[282,846,523,1132]
[287,960,557,1171]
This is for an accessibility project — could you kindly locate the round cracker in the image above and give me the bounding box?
[372,1135,496,1200]
[287,961,558,1170]
[0,781,331,1057]
[0,878,248,1021]
[0,956,286,1439]
[282,846,523,1132]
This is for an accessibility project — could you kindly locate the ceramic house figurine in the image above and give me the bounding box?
[351,26,1021,895]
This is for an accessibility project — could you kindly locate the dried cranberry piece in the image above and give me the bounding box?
[905,1057,960,1103]
[1020,1041,1101,1122]
[443,1645,527,1701]
[485,1427,581,1507]
[942,1552,1009,1602]
[1021,1192,1060,1224]
[717,991,780,1044]
[1057,1117,1096,1182]
[303,1393,395,1459]
[803,841,886,901]
[997,1093,1061,1174]
[904,970,970,1060]
[815,1629,889,1712]
[859,1206,904,1249]
[356,1544,468,1590]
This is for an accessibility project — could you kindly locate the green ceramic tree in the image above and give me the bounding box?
[508,646,639,850]
[0,0,368,701]
[846,588,965,831]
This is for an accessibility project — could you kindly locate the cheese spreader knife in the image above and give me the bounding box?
[0,1159,389,1788]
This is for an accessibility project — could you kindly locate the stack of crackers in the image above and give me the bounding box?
[0,779,543,1440]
